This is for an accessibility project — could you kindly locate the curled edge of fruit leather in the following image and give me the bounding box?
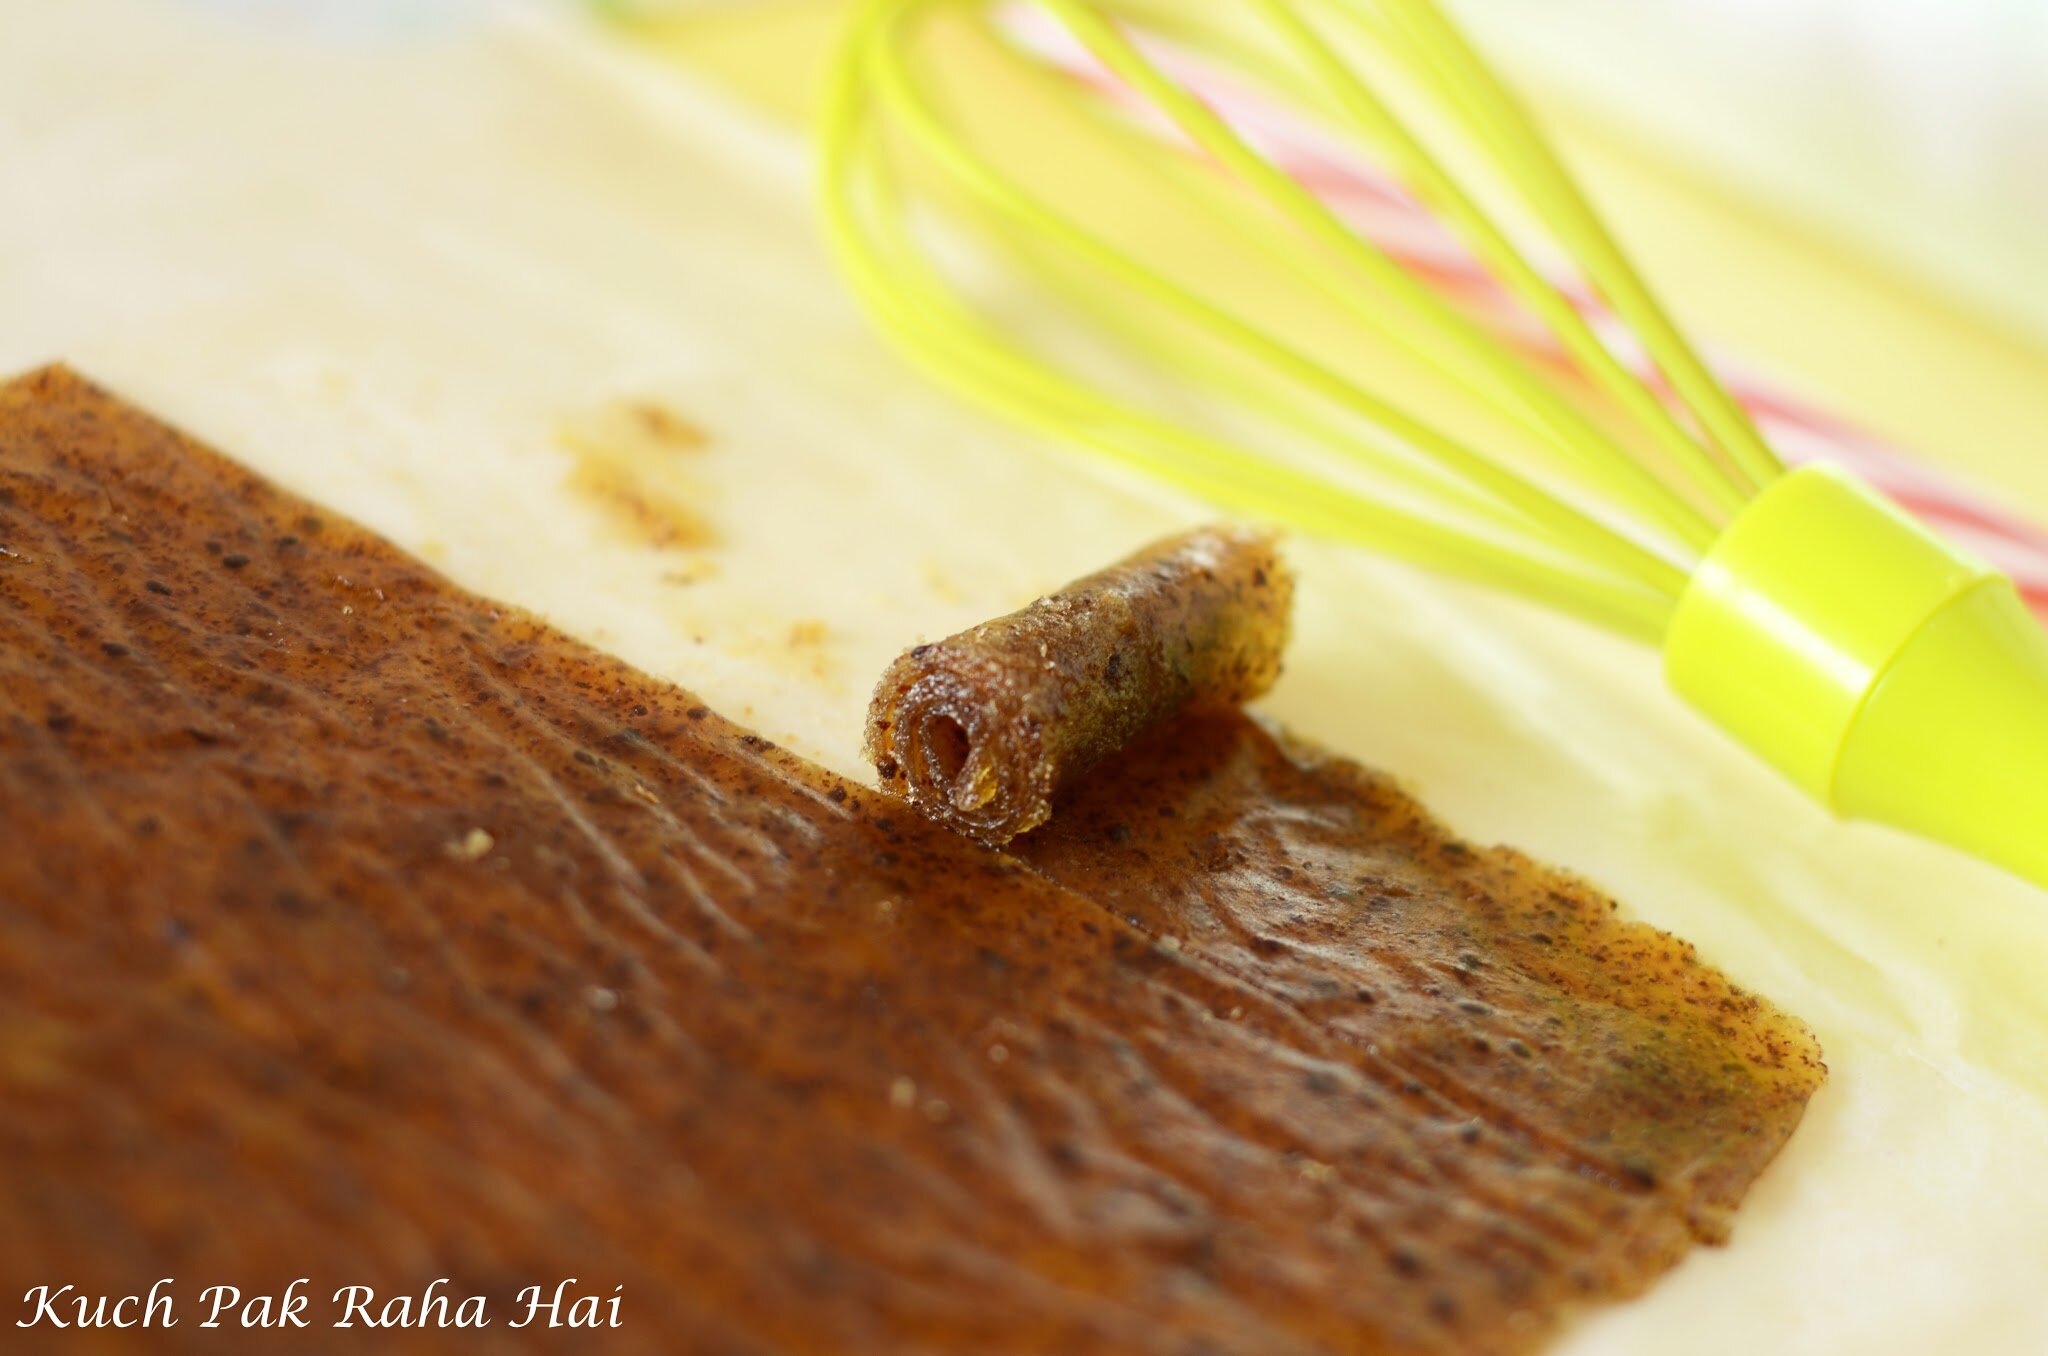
[863,526,1293,844]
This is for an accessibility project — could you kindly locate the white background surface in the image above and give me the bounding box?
[1461,0,2048,346]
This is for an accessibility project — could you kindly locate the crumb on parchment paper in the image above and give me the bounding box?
[556,398,718,552]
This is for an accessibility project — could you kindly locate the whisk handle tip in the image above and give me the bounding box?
[1669,463,2048,891]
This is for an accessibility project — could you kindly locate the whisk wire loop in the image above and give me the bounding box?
[1036,0,1721,560]
[961,34,1616,549]
[821,1,1678,638]
[821,0,1797,636]
[1267,0,1749,527]
[1369,0,1782,492]
[870,17,1689,598]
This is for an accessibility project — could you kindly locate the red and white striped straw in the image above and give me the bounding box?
[1001,6,2048,618]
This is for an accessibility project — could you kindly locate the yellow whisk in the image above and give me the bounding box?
[819,0,2048,891]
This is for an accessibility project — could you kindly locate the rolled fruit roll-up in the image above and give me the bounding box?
[865,526,1293,845]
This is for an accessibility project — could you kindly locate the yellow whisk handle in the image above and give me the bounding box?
[1667,463,2048,890]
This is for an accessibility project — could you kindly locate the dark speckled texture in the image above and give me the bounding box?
[0,367,1819,1355]
[866,526,1291,845]
[1014,710,1822,1258]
